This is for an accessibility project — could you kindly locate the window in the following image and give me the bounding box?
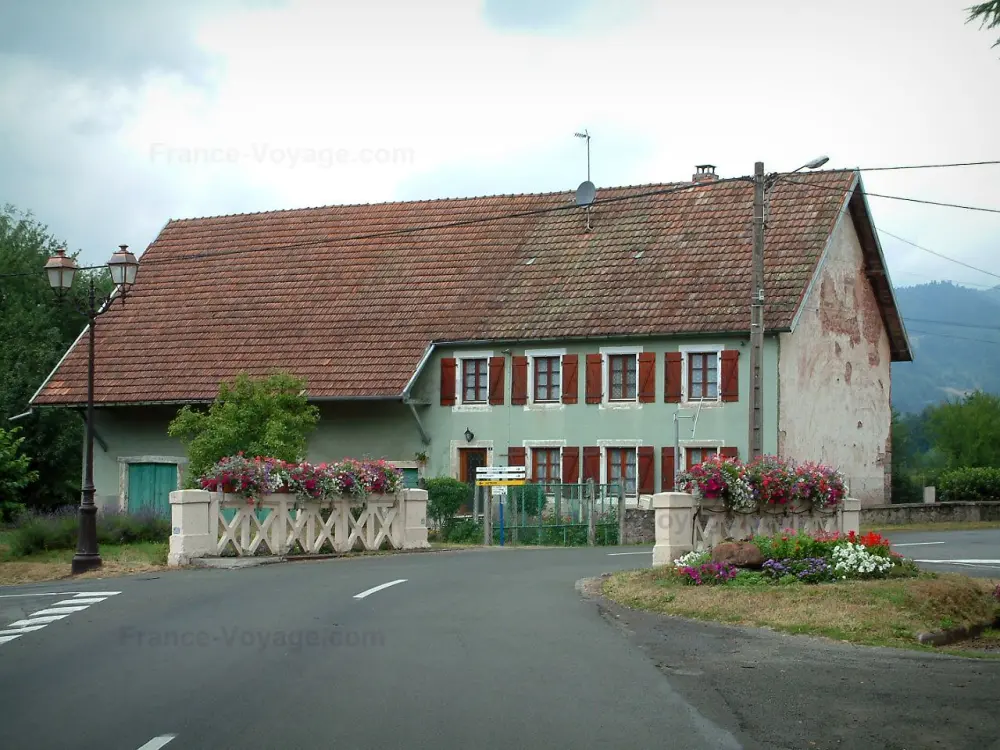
[532,448,561,485]
[686,447,719,469]
[462,358,488,403]
[607,448,637,494]
[608,354,637,401]
[687,352,718,400]
[533,356,561,402]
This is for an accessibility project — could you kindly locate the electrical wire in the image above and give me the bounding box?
[780,175,1000,215]
[875,229,1000,281]
[855,160,1000,172]
[905,328,1000,346]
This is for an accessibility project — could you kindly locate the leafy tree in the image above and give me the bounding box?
[925,390,1000,469]
[425,476,468,526]
[167,372,320,484]
[0,205,113,510]
[0,427,38,521]
[967,1,1000,47]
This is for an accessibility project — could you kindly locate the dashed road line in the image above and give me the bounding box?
[0,591,121,647]
[891,542,946,547]
[136,735,177,750]
[354,579,407,600]
[607,551,652,556]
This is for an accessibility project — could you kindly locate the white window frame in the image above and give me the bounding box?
[453,350,494,412]
[525,347,566,410]
[523,439,566,484]
[679,439,726,471]
[599,345,642,410]
[678,343,724,406]
[597,439,642,496]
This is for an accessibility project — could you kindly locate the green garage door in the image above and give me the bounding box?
[127,463,177,517]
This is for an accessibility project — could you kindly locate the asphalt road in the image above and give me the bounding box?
[0,544,997,750]
[883,528,1000,578]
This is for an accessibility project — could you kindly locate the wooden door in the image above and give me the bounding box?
[127,463,177,517]
[458,448,487,514]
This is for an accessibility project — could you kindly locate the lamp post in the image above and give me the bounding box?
[44,245,139,574]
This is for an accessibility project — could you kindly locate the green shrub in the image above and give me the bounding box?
[507,484,547,517]
[442,518,483,544]
[729,570,770,587]
[425,477,469,526]
[890,470,923,504]
[168,372,319,485]
[938,466,1000,502]
[7,507,170,557]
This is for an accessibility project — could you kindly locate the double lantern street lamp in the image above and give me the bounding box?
[44,246,139,574]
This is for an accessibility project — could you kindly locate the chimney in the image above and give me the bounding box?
[692,164,718,183]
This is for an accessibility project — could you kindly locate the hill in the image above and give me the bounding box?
[890,282,1000,413]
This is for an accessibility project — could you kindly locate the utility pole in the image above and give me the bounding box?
[748,161,765,460]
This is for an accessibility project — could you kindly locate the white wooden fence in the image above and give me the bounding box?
[168,490,429,566]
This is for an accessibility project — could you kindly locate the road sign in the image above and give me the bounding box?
[491,486,507,497]
[477,479,526,487]
[476,466,526,479]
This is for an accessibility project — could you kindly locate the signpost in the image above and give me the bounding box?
[475,466,527,546]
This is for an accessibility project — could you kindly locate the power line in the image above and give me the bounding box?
[906,328,1000,346]
[903,316,1000,333]
[856,160,1000,172]
[876,229,1000,282]
[781,175,1000,215]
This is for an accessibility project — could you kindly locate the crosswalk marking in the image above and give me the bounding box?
[0,590,122,648]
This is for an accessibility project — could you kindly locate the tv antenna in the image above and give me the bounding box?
[574,129,595,230]
[574,129,591,181]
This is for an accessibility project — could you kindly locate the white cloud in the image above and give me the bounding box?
[0,0,997,289]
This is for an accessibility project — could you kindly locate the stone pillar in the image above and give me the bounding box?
[652,492,696,567]
[923,486,936,504]
[403,489,430,549]
[168,490,215,566]
[839,498,862,535]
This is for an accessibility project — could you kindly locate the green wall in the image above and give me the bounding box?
[411,335,780,487]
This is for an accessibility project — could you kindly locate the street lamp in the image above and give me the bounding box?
[44,245,139,574]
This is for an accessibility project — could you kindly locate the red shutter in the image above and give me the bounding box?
[721,350,740,402]
[508,447,526,466]
[585,354,603,404]
[511,356,528,405]
[440,358,457,406]
[638,446,655,494]
[638,352,656,403]
[664,352,682,403]
[661,447,676,491]
[488,356,506,405]
[582,446,601,482]
[562,446,580,484]
[562,354,578,404]
[721,447,739,460]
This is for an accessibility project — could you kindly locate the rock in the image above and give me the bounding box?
[711,541,764,568]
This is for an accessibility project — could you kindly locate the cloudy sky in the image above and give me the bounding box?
[1,0,997,289]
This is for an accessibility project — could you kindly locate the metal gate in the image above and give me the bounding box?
[475,481,624,546]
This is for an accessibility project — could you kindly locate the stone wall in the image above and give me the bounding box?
[623,508,655,545]
[861,502,1000,526]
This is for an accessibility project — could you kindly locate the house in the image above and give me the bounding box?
[30,166,911,513]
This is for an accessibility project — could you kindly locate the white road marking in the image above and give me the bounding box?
[30,606,92,616]
[7,615,70,626]
[891,542,946,547]
[914,559,1000,564]
[353,579,407,600]
[0,590,122,648]
[136,735,177,750]
[607,551,652,556]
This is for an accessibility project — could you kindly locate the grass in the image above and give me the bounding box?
[603,568,1000,651]
[0,542,168,586]
[863,521,1000,533]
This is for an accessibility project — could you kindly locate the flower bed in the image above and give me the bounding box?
[677,454,846,513]
[198,453,404,505]
[670,529,916,587]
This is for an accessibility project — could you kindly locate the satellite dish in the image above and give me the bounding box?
[575,180,596,207]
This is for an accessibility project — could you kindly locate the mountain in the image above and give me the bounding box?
[891,282,1000,413]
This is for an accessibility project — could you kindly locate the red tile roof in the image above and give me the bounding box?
[32,169,904,406]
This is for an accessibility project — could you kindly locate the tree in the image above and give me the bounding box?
[967,1,1000,47]
[0,427,39,521]
[0,204,113,510]
[925,390,1000,469]
[167,372,320,484]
